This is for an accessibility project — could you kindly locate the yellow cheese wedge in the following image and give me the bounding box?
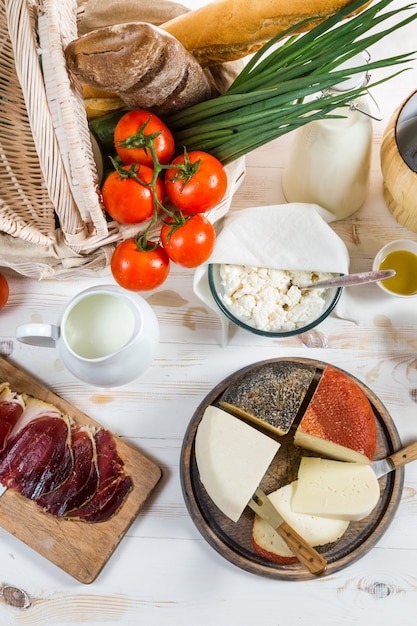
[195,405,280,522]
[291,457,380,521]
[253,482,349,558]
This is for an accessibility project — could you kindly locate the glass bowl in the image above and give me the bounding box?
[208,264,342,338]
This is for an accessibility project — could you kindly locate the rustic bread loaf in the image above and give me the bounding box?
[161,0,371,66]
[65,22,216,117]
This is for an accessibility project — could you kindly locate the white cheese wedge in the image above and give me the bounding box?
[291,457,380,521]
[253,482,349,559]
[195,405,280,522]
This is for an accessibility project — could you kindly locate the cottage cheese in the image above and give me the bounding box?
[219,265,335,332]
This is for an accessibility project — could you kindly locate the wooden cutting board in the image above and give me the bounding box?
[181,358,404,580]
[0,357,162,584]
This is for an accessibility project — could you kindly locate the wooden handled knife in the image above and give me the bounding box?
[248,487,327,576]
[371,441,417,478]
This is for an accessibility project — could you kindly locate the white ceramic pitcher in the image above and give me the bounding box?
[15,285,159,387]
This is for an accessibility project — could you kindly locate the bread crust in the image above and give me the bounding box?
[65,23,216,116]
[161,0,372,65]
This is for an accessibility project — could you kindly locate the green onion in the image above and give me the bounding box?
[165,0,417,164]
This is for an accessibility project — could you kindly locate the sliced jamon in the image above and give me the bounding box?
[37,427,99,517]
[65,474,133,523]
[0,383,25,453]
[65,428,133,523]
[0,409,74,500]
[0,385,132,523]
[8,394,63,439]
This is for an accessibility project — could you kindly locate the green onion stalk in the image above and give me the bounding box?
[165,0,417,165]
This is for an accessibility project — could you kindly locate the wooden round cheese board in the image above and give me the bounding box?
[180,358,404,580]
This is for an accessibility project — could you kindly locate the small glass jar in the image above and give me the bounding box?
[281,53,380,220]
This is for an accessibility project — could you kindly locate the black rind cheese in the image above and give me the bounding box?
[219,361,316,436]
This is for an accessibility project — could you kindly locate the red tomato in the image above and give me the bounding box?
[111,239,170,291]
[102,163,164,224]
[164,151,227,215]
[160,215,216,268]
[0,272,9,309]
[114,110,175,166]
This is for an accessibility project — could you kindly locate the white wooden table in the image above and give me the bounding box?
[1,1,417,623]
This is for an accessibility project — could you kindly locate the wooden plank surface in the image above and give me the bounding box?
[0,1,417,622]
[0,357,162,584]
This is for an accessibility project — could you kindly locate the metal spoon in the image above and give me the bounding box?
[303,269,396,290]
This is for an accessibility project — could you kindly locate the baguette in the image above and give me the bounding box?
[84,96,126,120]
[161,0,371,66]
[81,84,126,119]
[65,23,216,117]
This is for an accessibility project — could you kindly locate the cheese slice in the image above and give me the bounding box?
[291,457,380,521]
[252,482,349,562]
[195,405,280,522]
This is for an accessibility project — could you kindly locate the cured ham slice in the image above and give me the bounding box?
[37,427,99,517]
[0,410,73,500]
[8,394,63,439]
[65,428,133,523]
[0,383,133,523]
[0,383,25,454]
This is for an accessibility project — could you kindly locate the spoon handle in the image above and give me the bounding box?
[304,269,396,289]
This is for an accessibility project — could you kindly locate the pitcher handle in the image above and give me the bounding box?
[16,323,60,348]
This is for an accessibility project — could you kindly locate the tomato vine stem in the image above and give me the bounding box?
[109,129,198,251]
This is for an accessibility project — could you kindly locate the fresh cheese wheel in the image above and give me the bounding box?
[294,365,377,463]
[291,457,380,521]
[219,361,316,436]
[195,405,280,522]
[252,482,349,564]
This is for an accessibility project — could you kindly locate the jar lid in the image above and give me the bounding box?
[330,52,370,93]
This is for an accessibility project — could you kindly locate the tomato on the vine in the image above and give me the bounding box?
[114,110,175,166]
[102,163,164,224]
[164,150,227,215]
[0,272,9,309]
[111,239,170,291]
[160,214,216,268]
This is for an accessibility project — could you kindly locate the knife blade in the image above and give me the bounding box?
[248,487,327,576]
[0,484,6,497]
[371,441,417,478]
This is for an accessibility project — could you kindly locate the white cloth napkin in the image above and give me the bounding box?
[334,282,417,325]
[193,203,350,344]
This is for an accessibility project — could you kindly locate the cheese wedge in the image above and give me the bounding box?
[294,365,377,464]
[252,482,349,563]
[291,457,380,521]
[195,405,280,522]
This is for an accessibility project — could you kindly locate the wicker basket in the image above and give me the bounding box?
[0,0,245,279]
